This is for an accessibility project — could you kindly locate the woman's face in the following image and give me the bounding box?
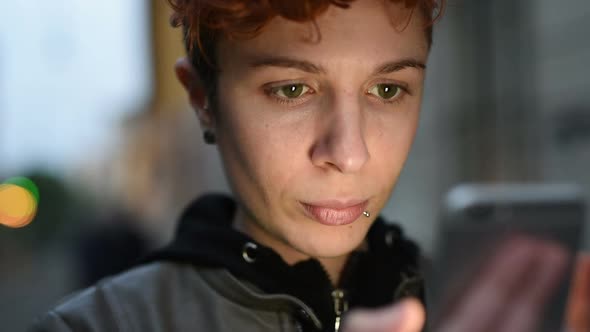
[213,1,428,261]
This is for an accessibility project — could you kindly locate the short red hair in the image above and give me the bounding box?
[167,0,444,101]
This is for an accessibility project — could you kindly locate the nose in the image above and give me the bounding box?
[310,96,370,173]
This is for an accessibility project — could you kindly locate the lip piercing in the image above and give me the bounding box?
[363,211,370,218]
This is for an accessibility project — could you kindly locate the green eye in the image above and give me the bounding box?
[368,84,402,100]
[274,84,310,99]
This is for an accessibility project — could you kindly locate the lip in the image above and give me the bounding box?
[300,199,369,226]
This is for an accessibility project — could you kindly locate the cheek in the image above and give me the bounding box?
[369,104,421,184]
[215,96,308,199]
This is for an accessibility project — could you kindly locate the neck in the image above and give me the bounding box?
[232,207,349,286]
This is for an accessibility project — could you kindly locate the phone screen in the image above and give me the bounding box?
[425,183,586,332]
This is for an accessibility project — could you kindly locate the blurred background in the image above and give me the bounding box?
[0,0,589,330]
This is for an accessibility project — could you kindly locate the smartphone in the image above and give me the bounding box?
[425,183,586,332]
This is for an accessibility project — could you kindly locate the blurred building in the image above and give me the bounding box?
[387,0,590,253]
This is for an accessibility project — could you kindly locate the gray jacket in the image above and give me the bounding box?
[31,262,323,332]
[31,195,424,332]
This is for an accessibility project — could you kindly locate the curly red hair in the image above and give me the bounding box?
[167,0,443,101]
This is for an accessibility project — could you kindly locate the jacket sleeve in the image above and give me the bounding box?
[26,285,125,332]
[29,311,73,332]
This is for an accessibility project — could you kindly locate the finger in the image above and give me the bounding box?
[496,241,569,332]
[565,253,590,332]
[437,237,538,332]
[341,298,425,332]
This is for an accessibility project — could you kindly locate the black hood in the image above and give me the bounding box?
[143,194,424,331]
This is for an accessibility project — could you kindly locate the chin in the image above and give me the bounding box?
[293,223,369,259]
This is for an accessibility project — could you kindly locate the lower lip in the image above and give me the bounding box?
[301,201,368,226]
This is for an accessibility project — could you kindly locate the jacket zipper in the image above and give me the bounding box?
[331,289,348,332]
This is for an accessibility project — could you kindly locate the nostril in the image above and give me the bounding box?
[310,137,370,173]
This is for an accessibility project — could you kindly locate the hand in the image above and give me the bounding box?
[341,236,569,332]
[565,253,590,332]
[341,298,425,332]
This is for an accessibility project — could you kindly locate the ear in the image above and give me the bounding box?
[175,57,214,127]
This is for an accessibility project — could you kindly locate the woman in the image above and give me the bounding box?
[32,0,589,331]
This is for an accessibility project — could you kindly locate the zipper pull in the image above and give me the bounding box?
[331,289,348,332]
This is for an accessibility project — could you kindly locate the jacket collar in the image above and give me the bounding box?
[144,194,424,331]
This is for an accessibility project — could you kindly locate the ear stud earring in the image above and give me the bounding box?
[203,129,216,144]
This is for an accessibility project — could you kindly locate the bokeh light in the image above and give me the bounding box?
[0,178,39,228]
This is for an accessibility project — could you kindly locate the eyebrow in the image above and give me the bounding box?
[373,59,426,75]
[249,56,326,74]
[247,56,426,75]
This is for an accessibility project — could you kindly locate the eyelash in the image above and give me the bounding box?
[263,83,315,106]
[366,83,411,105]
[263,82,411,106]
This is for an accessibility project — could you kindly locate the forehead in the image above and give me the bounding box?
[217,1,429,71]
